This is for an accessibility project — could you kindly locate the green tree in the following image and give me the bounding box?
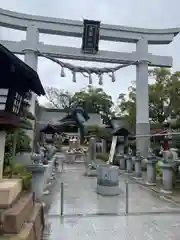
[149,68,180,123]
[4,91,34,171]
[117,68,180,129]
[72,86,113,124]
[116,83,136,130]
[45,86,114,124]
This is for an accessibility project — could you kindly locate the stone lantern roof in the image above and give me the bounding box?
[0,43,45,96]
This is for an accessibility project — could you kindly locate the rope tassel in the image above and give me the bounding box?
[72,71,76,82]
[98,75,103,85]
[111,72,116,82]
[89,74,92,84]
[60,67,65,77]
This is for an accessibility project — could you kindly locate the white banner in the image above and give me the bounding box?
[108,136,117,164]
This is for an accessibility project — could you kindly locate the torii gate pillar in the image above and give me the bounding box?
[24,25,39,148]
[136,38,150,156]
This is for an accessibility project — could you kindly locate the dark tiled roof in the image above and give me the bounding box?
[40,124,57,133]
[112,127,131,136]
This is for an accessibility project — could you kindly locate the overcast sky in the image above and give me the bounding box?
[0,0,180,105]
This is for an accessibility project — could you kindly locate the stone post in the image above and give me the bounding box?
[163,150,169,162]
[101,139,106,153]
[0,131,6,179]
[69,138,73,151]
[161,162,174,194]
[72,138,77,149]
[76,135,81,148]
[124,136,128,154]
[134,151,142,178]
[117,153,126,170]
[126,155,133,173]
[146,154,157,186]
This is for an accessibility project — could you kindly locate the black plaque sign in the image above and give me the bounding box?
[82,19,100,54]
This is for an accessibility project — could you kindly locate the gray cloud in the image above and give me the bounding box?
[0,0,179,104]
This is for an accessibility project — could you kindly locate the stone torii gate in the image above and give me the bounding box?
[0,8,179,156]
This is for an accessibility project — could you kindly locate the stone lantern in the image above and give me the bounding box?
[0,88,26,130]
[0,43,45,180]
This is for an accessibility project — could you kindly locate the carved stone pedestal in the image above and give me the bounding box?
[65,152,75,163]
[27,164,46,200]
[96,165,120,196]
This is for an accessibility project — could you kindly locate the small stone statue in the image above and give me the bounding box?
[147,147,155,158]
[159,146,163,155]
[31,153,43,165]
[167,150,178,163]
[148,147,153,155]
[167,151,173,163]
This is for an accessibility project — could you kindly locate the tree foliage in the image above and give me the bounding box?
[117,68,180,130]
[45,85,114,124]
[4,92,33,171]
[87,125,110,139]
[45,87,73,111]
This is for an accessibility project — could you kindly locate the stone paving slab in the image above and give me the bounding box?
[48,164,179,216]
[42,161,180,239]
[125,171,180,206]
[44,214,180,240]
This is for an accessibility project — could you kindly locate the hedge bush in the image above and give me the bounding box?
[96,152,109,162]
[4,163,32,191]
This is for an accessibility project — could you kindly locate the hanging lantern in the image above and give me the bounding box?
[72,71,76,82]
[89,74,92,85]
[111,72,116,82]
[60,66,65,77]
[98,75,103,85]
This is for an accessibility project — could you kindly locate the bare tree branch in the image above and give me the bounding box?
[45,87,73,110]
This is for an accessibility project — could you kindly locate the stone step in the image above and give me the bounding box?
[1,193,33,234]
[0,179,22,209]
[28,203,44,240]
[0,222,34,240]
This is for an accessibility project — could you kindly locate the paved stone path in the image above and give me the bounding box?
[45,214,180,240]
[43,155,180,239]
